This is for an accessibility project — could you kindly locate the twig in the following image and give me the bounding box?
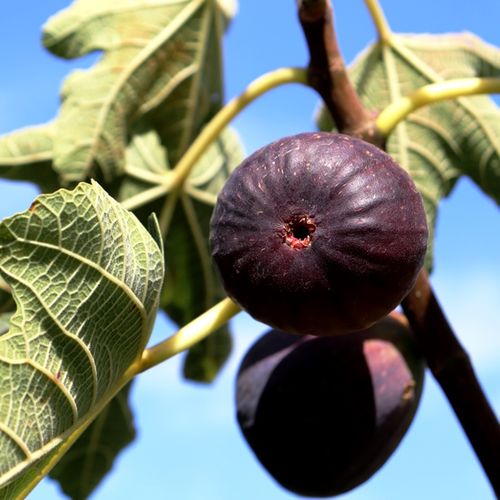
[402,271,500,495]
[297,0,382,145]
[297,0,500,495]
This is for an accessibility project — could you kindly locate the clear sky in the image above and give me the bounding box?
[0,1,499,499]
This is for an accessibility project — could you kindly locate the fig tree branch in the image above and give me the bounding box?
[297,0,382,145]
[297,1,499,495]
[402,272,500,495]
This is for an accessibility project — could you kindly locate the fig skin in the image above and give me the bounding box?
[236,315,425,497]
[210,132,428,336]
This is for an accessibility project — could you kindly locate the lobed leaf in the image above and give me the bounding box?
[0,181,163,496]
[42,0,231,183]
[318,33,500,266]
[0,124,59,193]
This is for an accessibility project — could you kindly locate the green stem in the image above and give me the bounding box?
[121,183,171,211]
[135,298,241,374]
[377,77,500,136]
[121,67,308,212]
[364,0,392,44]
[169,66,307,190]
[158,190,180,236]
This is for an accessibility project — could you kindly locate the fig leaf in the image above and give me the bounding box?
[42,0,233,183]
[0,181,163,497]
[0,124,59,193]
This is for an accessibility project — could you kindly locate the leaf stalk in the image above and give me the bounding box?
[376,77,500,136]
[364,0,392,43]
[136,297,241,374]
[121,67,308,211]
[168,67,308,190]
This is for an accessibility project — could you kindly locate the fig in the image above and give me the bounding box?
[210,132,428,336]
[236,315,425,497]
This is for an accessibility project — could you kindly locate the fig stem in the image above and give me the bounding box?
[377,77,500,135]
[121,67,308,211]
[298,0,381,144]
[136,298,241,374]
[402,271,500,496]
[363,0,392,43]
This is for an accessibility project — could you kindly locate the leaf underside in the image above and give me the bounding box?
[0,125,58,193]
[42,0,229,184]
[0,182,163,497]
[318,32,500,268]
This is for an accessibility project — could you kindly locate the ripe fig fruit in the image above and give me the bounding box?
[210,132,428,336]
[236,315,425,497]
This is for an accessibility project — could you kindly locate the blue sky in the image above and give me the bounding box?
[0,1,499,499]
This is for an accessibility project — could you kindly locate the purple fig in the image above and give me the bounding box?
[210,132,428,336]
[236,314,425,497]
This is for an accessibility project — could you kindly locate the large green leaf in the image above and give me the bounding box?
[318,33,500,266]
[117,125,243,381]
[0,181,163,496]
[49,383,136,500]
[0,124,59,192]
[43,0,232,183]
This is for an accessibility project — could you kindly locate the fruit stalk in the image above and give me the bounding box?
[297,0,382,145]
[402,271,500,495]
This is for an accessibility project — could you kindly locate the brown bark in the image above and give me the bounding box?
[297,0,383,146]
[297,0,500,495]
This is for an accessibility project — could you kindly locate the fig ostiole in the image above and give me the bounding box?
[210,132,428,336]
[235,315,425,497]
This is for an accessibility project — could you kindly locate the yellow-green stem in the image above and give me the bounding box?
[158,190,180,236]
[169,67,308,190]
[121,67,308,212]
[364,0,392,43]
[136,298,241,374]
[121,183,171,211]
[376,77,500,136]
